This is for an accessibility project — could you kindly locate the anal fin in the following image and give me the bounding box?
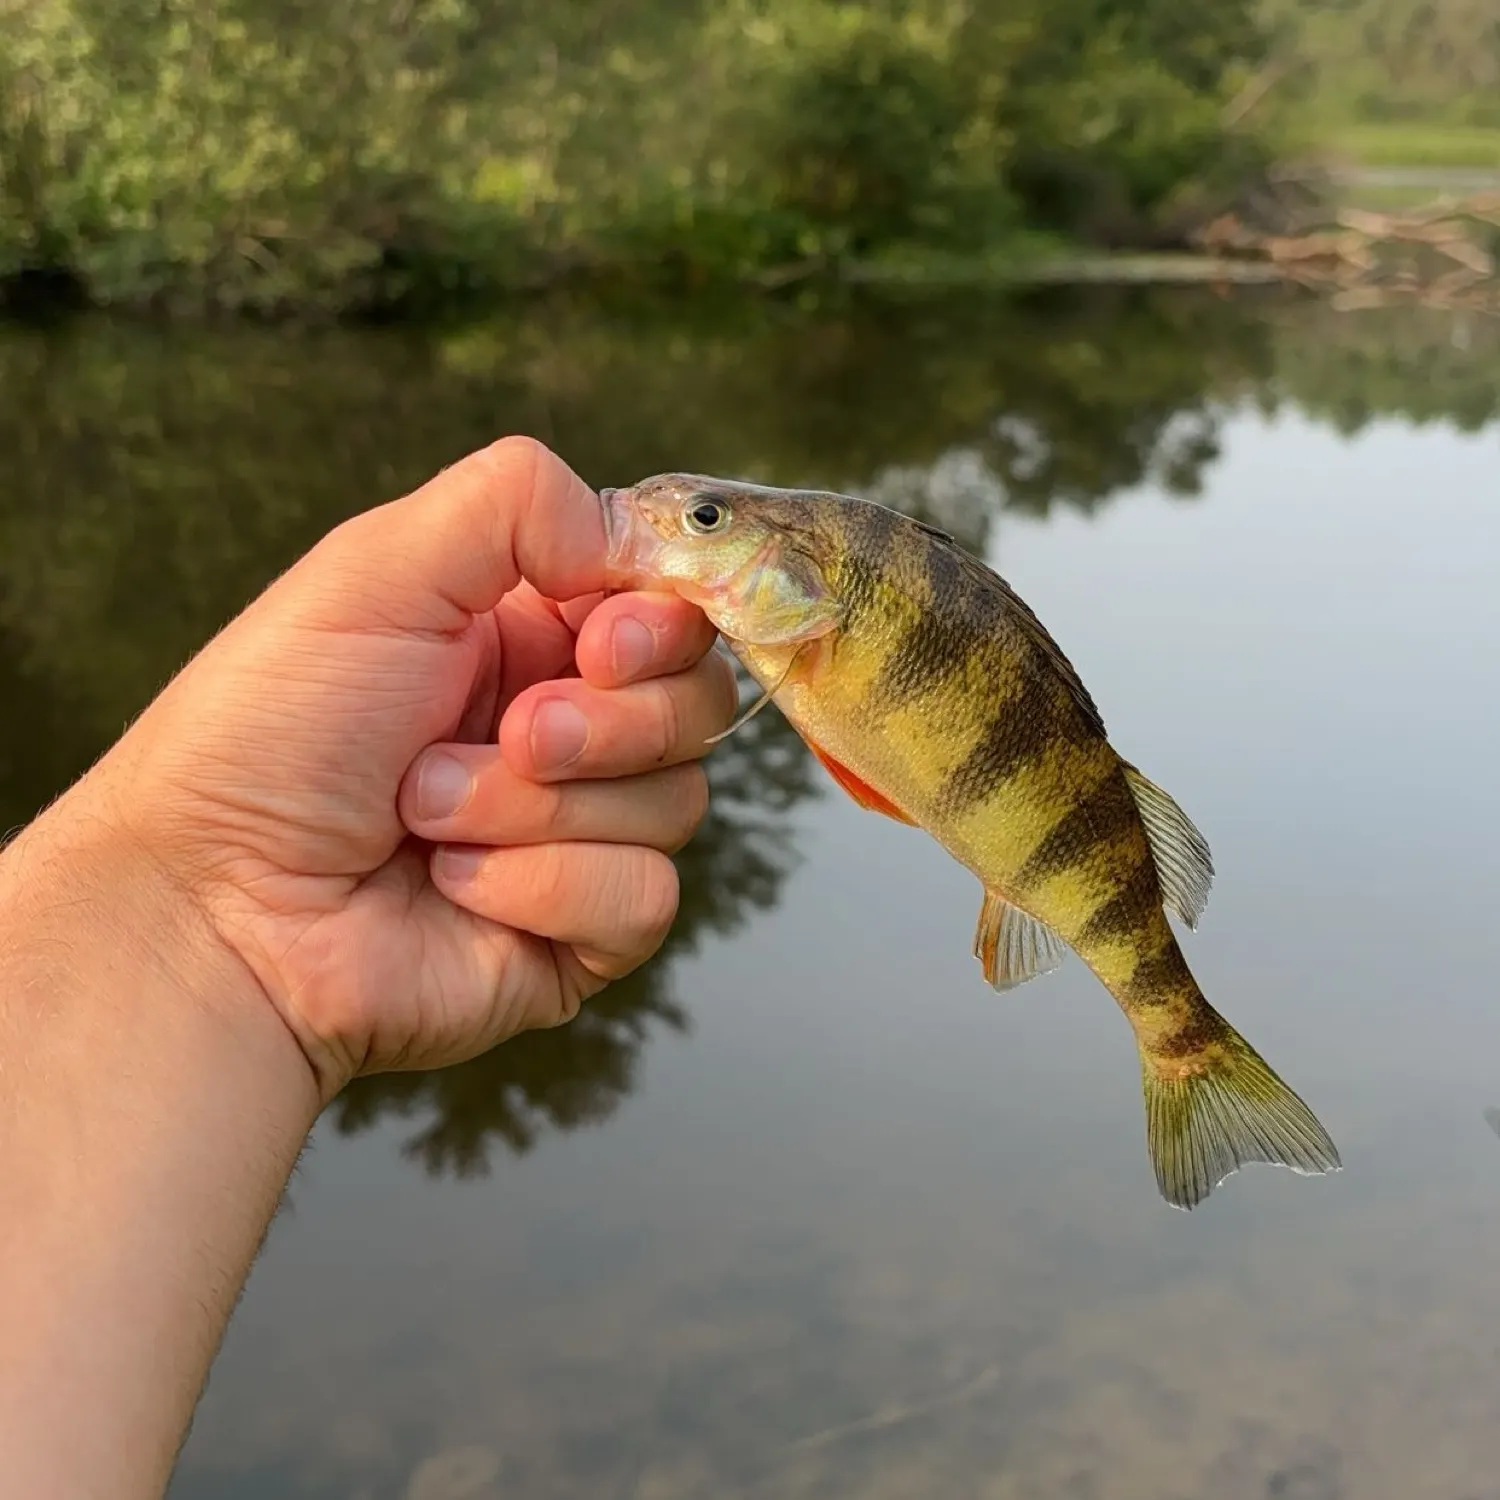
[810,744,917,826]
[973,890,1067,991]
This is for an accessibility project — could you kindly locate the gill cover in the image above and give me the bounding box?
[713,537,841,647]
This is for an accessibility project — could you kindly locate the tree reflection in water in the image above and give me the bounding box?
[332,699,819,1175]
[5,287,1496,1175]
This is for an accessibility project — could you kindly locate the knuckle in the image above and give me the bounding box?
[473,436,550,526]
[481,775,570,843]
[708,651,740,726]
[669,766,711,849]
[310,511,376,577]
[472,434,545,545]
[524,842,575,912]
[323,507,374,550]
[650,679,683,763]
[661,601,711,661]
[532,780,571,839]
[628,852,680,948]
[484,433,547,473]
[299,511,400,620]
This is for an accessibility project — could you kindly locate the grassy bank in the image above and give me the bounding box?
[1322,122,1500,171]
[1264,1,1500,172]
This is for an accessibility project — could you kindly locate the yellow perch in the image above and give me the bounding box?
[601,474,1340,1209]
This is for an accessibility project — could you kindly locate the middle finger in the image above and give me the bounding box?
[499,650,738,783]
[400,748,708,853]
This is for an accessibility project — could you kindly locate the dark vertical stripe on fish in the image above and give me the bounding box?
[834,506,900,640]
[1147,1005,1224,1059]
[869,537,968,707]
[1014,771,1141,889]
[1076,854,1162,947]
[1125,944,1195,1013]
[937,667,1062,814]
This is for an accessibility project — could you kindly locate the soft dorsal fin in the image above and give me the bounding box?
[809,744,917,825]
[973,889,1068,991]
[1122,763,1214,929]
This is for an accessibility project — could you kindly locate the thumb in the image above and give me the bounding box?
[291,437,607,634]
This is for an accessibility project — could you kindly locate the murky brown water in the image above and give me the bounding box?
[4,289,1499,1500]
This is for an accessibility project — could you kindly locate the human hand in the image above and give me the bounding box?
[61,437,734,1101]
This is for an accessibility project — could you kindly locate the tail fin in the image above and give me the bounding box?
[1140,1014,1341,1211]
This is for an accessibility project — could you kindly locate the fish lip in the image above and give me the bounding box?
[597,484,638,587]
[598,486,616,557]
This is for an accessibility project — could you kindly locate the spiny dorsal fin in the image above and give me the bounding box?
[1122,763,1214,930]
[990,572,1106,739]
[910,517,956,545]
[973,890,1068,991]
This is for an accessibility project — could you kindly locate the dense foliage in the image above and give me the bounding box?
[0,0,1280,310]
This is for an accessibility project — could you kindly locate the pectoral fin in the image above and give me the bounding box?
[809,744,917,826]
[973,890,1067,991]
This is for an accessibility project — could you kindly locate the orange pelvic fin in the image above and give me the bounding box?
[810,744,917,826]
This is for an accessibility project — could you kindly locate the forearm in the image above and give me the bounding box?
[0,782,321,1499]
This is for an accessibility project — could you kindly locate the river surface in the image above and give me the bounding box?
[3,288,1500,1500]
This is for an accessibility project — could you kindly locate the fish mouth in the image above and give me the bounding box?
[598,484,643,588]
[598,485,617,556]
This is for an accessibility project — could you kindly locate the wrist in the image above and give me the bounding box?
[0,774,320,1122]
[0,777,323,1500]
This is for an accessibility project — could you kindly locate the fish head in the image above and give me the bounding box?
[601,474,842,647]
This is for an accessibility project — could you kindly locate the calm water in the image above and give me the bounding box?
[4,289,1500,1500]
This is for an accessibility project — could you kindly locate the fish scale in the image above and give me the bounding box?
[602,473,1341,1211]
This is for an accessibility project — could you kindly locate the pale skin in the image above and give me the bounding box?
[0,438,737,1500]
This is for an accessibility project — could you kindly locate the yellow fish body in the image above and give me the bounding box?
[601,474,1340,1209]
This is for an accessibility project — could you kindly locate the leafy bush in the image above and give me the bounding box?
[0,0,1282,310]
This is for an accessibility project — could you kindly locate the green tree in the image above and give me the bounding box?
[1,0,1286,309]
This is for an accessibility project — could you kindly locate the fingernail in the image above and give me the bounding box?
[611,617,655,682]
[434,845,485,885]
[415,752,472,821]
[530,698,589,773]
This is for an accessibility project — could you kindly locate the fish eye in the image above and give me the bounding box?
[683,497,731,535]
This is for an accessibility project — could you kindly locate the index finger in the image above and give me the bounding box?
[573,593,718,689]
[488,588,716,728]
